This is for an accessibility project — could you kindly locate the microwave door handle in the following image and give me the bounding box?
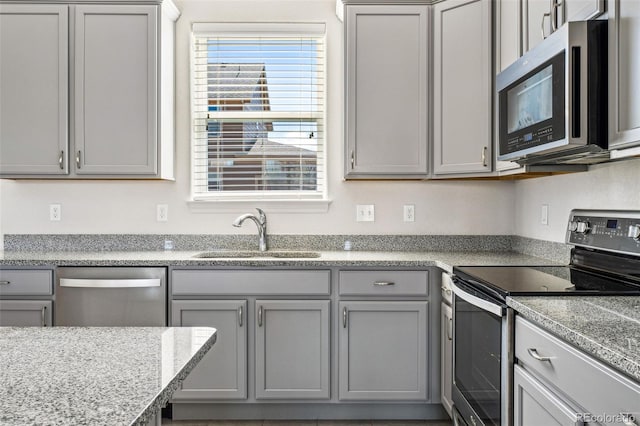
[451,281,504,316]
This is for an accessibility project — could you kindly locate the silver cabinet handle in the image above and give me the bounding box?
[551,0,562,32]
[541,11,551,39]
[621,413,638,426]
[350,150,355,169]
[258,305,263,327]
[41,305,47,327]
[527,348,552,362]
[482,146,487,167]
[0,281,10,285]
[447,317,453,341]
[60,278,160,288]
[342,307,348,328]
[374,281,395,286]
[238,305,243,327]
[58,150,64,170]
[76,150,82,168]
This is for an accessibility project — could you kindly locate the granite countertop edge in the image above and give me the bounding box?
[507,297,640,383]
[131,331,218,426]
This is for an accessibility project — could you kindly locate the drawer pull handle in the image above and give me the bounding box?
[0,281,10,285]
[41,306,47,327]
[447,317,453,341]
[621,413,638,426]
[343,307,348,328]
[374,281,395,286]
[238,306,243,327]
[482,146,487,167]
[527,348,552,362]
[258,305,263,327]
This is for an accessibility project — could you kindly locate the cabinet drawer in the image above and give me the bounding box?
[0,270,53,296]
[172,270,330,296]
[515,317,640,420]
[339,270,428,296]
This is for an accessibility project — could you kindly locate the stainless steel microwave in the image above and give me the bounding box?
[497,20,608,165]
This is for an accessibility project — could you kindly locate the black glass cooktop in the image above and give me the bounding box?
[453,265,640,299]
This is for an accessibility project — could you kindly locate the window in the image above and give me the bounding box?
[191,23,326,202]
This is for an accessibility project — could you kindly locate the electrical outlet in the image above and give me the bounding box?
[49,204,61,221]
[356,204,375,222]
[403,205,415,222]
[541,204,549,225]
[157,204,168,222]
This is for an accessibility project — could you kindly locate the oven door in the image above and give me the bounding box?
[451,278,513,426]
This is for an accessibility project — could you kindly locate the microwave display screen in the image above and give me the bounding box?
[507,65,553,133]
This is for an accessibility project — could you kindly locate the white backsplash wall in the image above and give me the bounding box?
[0,0,516,241]
[514,157,640,243]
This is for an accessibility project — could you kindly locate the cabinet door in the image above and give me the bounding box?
[565,0,605,21]
[171,300,247,400]
[339,301,428,400]
[513,365,583,426]
[0,301,52,326]
[433,0,492,175]
[74,5,158,175]
[344,5,428,178]
[608,0,640,150]
[440,302,453,416]
[0,4,68,175]
[255,300,330,399]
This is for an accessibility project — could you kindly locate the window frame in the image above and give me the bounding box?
[189,22,329,210]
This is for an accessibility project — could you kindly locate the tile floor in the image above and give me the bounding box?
[162,420,453,426]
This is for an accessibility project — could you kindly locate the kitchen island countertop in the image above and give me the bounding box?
[0,327,217,426]
[508,296,640,383]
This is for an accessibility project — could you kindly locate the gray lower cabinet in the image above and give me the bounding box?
[515,317,640,425]
[255,300,330,399]
[171,300,247,400]
[432,0,492,176]
[513,364,582,426]
[440,302,453,416]
[0,301,52,326]
[339,301,428,401]
[343,4,429,178]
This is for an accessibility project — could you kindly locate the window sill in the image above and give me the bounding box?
[187,198,332,213]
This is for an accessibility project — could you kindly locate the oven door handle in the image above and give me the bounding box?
[451,280,505,316]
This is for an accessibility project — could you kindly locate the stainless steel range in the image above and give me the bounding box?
[450,210,640,426]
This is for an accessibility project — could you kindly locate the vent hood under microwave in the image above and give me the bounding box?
[496,20,608,166]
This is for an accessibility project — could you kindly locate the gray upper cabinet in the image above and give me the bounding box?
[171,300,247,400]
[0,0,178,179]
[255,300,330,400]
[432,0,492,175]
[608,0,640,152]
[339,301,428,401]
[0,4,68,175]
[0,301,52,326]
[344,5,429,178]
[74,5,157,175]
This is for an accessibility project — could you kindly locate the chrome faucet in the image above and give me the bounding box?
[232,208,268,251]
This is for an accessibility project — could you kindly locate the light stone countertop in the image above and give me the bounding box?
[0,327,217,426]
[0,250,563,272]
[508,296,640,383]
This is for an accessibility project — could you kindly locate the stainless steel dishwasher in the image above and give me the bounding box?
[55,267,166,326]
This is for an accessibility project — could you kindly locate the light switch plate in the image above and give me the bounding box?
[541,204,549,225]
[356,204,375,222]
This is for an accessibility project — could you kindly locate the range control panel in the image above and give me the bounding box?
[567,210,640,255]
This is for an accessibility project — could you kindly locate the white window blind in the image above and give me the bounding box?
[191,23,326,201]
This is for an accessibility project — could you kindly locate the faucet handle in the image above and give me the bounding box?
[256,208,266,224]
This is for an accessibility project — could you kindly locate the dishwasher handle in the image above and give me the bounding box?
[60,278,161,288]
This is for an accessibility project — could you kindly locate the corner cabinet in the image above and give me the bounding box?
[432,0,492,176]
[608,0,640,152]
[0,1,179,179]
[344,4,429,179]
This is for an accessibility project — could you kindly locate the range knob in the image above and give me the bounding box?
[568,221,578,232]
[629,224,640,240]
[576,221,591,234]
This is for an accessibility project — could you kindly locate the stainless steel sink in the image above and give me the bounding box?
[193,250,321,259]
